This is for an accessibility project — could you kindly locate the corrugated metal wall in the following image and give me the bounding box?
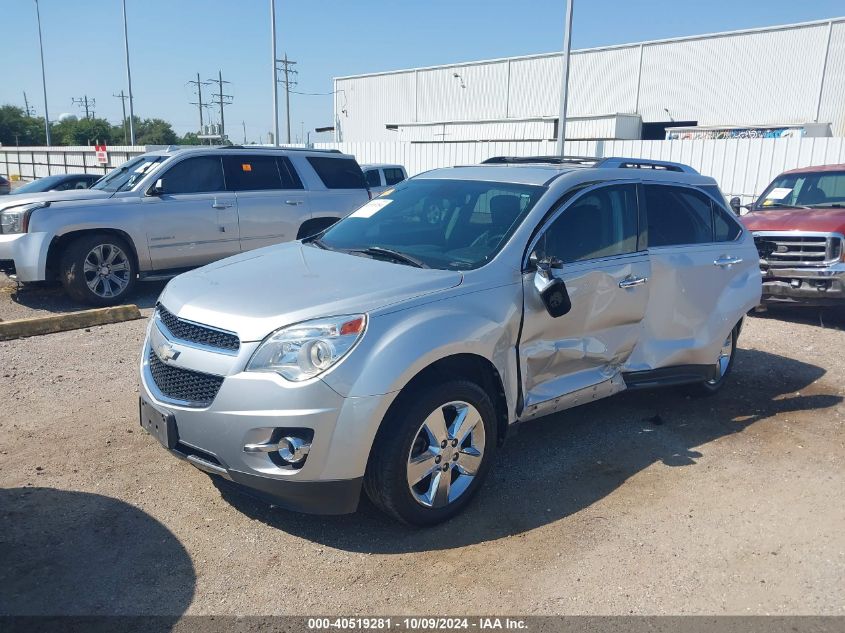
[335,18,845,141]
[3,138,844,204]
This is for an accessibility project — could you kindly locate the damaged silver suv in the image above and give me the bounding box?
[139,156,761,525]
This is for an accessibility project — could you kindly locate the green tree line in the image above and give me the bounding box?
[0,104,202,147]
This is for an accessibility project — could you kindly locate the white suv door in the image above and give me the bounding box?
[518,183,650,419]
[625,183,756,371]
[142,155,239,270]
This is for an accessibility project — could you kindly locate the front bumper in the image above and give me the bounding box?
[760,263,845,305]
[139,317,393,515]
[0,232,50,281]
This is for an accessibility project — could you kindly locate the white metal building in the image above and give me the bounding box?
[333,18,845,142]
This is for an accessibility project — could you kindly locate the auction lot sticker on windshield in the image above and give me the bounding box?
[765,187,793,200]
[350,199,392,218]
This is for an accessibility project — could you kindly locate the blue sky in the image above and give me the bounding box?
[2,0,843,143]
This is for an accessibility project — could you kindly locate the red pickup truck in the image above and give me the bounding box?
[737,164,845,306]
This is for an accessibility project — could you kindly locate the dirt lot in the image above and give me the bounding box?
[1,278,844,617]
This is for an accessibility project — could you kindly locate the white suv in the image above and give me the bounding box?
[0,147,369,305]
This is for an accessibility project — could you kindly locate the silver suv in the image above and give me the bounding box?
[0,147,369,305]
[139,156,761,525]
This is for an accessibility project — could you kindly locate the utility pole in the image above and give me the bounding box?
[72,95,96,119]
[34,0,51,145]
[188,73,210,131]
[242,121,247,144]
[113,90,129,143]
[556,0,574,156]
[276,53,298,144]
[122,0,136,144]
[208,70,233,143]
[23,92,35,117]
[270,0,280,147]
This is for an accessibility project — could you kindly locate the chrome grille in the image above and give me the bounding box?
[147,347,224,407]
[156,305,239,352]
[754,233,843,267]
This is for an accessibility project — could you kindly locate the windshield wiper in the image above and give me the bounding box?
[759,202,811,209]
[806,203,844,208]
[350,246,429,268]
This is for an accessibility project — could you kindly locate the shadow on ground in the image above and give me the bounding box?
[216,347,841,553]
[0,488,195,617]
[1,278,166,315]
[750,304,845,331]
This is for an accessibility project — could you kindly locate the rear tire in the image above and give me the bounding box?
[364,380,497,526]
[59,234,137,306]
[684,327,737,397]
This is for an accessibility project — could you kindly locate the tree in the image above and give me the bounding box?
[134,117,178,145]
[0,105,46,145]
[53,117,113,146]
[178,132,203,145]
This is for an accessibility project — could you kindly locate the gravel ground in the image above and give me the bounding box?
[1,279,844,617]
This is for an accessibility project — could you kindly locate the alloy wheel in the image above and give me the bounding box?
[82,243,131,299]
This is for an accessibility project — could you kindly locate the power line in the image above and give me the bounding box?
[276,53,297,144]
[72,95,96,119]
[207,70,233,142]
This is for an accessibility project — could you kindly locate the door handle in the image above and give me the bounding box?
[714,256,743,268]
[285,200,303,206]
[212,202,233,209]
[619,276,648,289]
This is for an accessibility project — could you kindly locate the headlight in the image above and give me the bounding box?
[0,202,47,234]
[246,314,367,382]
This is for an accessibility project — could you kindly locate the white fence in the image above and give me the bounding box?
[3,137,845,203]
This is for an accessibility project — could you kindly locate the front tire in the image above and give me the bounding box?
[364,380,497,526]
[685,327,737,397]
[59,234,137,306]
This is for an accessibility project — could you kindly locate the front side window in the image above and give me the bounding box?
[364,169,382,188]
[756,171,845,209]
[316,179,545,270]
[645,185,713,247]
[384,168,406,185]
[537,184,639,263]
[223,155,282,191]
[159,156,225,195]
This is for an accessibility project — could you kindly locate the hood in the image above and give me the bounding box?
[160,242,463,342]
[0,188,112,211]
[741,208,845,234]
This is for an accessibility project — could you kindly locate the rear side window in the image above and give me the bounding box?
[223,155,282,191]
[160,156,225,195]
[307,157,366,189]
[384,167,406,186]
[540,184,639,263]
[364,169,381,188]
[277,157,303,189]
[644,185,713,247]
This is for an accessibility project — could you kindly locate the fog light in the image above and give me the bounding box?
[278,436,311,464]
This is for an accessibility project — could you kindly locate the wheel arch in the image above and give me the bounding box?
[47,228,140,279]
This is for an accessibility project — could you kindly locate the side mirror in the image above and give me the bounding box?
[533,256,571,318]
[729,197,742,215]
[148,178,165,196]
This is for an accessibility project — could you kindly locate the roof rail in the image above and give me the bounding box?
[595,157,698,173]
[481,155,599,165]
[220,145,341,154]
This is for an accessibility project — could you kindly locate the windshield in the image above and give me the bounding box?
[91,155,166,193]
[314,178,546,270]
[12,175,65,194]
[755,171,845,209]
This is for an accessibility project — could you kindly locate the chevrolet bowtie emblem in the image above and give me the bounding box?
[156,342,180,363]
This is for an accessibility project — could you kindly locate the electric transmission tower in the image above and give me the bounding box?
[72,95,96,119]
[22,92,36,117]
[113,90,129,143]
[188,73,213,136]
[276,53,298,144]
[207,70,233,143]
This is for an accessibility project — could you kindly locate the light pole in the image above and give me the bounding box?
[34,0,51,145]
[270,0,280,146]
[556,0,574,157]
[122,0,136,145]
